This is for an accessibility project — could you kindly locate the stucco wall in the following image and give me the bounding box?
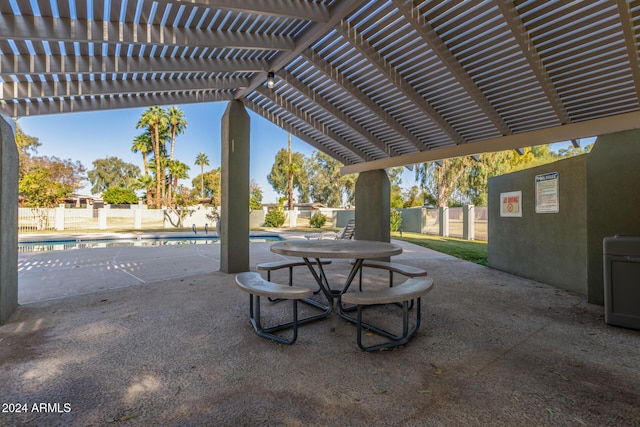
[488,155,588,295]
[586,130,640,304]
[489,129,640,301]
[398,207,423,233]
[355,170,390,243]
[0,115,18,324]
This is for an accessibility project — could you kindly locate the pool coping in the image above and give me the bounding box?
[18,230,282,243]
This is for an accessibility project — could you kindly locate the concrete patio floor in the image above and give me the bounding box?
[1,231,639,426]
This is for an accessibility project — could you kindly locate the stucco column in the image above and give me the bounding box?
[586,129,640,304]
[354,169,390,245]
[438,207,450,237]
[0,114,18,325]
[220,100,250,273]
[463,204,475,240]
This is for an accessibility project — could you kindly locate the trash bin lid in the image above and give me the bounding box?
[603,236,640,257]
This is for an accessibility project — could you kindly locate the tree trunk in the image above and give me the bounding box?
[167,132,176,205]
[153,125,162,209]
[142,152,149,176]
[436,160,467,207]
[287,133,293,211]
[200,166,205,199]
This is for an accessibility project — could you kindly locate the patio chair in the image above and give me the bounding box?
[304,219,355,240]
[335,219,355,240]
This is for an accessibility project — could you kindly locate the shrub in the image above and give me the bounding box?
[390,209,402,232]
[310,212,326,228]
[264,208,285,227]
[103,187,138,204]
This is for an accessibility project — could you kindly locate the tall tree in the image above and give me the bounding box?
[268,147,307,204]
[191,168,220,205]
[194,152,210,198]
[87,157,141,194]
[27,156,86,192]
[131,132,153,176]
[168,160,190,204]
[412,145,566,208]
[415,157,474,207]
[464,152,513,206]
[135,174,154,206]
[250,179,263,211]
[508,145,559,172]
[167,106,187,204]
[137,106,169,208]
[305,151,356,207]
[131,132,154,204]
[402,185,424,208]
[14,120,42,179]
[19,166,73,208]
[557,144,593,157]
[387,167,404,208]
[286,134,296,210]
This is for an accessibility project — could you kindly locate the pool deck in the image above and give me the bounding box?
[17,231,278,304]
[2,231,640,426]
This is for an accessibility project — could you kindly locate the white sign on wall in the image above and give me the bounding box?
[500,191,522,217]
[535,172,559,213]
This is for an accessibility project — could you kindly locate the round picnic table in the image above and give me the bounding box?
[270,239,403,314]
[270,239,402,259]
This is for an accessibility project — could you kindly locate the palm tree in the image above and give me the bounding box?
[135,174,154,206]
[167,106,187,204]
[131,132,153,176]
[195,152,210,199]
[137,106,169,208]
[169,160,190,201]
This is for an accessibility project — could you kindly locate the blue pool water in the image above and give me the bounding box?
[18,235,283,253]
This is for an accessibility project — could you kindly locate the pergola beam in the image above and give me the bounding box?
[0,90,235,117]
[1,76,247,100]
[335,21,466,146]
[256,86,373,162]
[278,68,399,158]
[496,0,571,124]
[302,48,424,151]
[393,0,511,136]
[616,0,640,104]
[0,15,295,51]
[341,111,640,174]
[244,98,352,166]
[0,55,267,76]
[234,0,368,99]
[172,0,330,22]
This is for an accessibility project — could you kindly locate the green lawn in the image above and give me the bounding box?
[392,231,488,266]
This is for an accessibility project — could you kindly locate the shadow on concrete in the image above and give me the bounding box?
[1,232,639,425]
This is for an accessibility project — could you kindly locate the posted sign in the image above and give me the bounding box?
[500,191,522,217]
[535,172,559,213]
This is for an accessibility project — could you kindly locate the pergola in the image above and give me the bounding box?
[2,1,640,321]
[3,0,640,165]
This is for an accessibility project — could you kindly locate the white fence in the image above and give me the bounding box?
[18,204,486,241]
[17,205,261,233]
[396,206,487,241]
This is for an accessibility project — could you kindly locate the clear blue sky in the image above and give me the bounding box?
[17,102,588,204]
[17,102,320,204]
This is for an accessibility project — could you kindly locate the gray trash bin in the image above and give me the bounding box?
[603,236,640,330]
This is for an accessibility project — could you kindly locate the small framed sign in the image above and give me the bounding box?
[535,172,559,213]
[500,191,522,217]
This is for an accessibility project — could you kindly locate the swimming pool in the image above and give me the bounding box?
[18,235,284,253]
